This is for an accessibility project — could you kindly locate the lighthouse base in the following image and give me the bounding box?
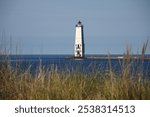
[74,56,85,59]
[64,56,85,59]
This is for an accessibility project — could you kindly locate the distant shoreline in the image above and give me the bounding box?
[0,54,150,60]
[65,55,150,60]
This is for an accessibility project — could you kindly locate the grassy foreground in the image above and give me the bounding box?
[0,40,150,100]
[0,57,150,100]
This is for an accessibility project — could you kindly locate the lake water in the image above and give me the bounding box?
[7,55,150,77]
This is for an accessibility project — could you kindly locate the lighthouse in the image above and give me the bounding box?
[74,21,85,58]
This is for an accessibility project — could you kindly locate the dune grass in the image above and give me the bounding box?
[0,41,150,100]
[0,56,150,100]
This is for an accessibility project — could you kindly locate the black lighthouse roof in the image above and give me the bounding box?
[76,21,83,27]
[78,21,81,25]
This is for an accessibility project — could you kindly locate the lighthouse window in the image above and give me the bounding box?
[76,44,80,49]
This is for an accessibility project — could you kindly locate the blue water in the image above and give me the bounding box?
[6,55,150,77]
[9,55,111,73]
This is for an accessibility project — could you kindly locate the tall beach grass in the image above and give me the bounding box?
[0,41,150,100]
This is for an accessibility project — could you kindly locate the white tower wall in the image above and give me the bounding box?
[74,21,85,58]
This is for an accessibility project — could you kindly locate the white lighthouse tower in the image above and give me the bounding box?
[74,21,85,58]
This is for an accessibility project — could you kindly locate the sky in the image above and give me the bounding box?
[0,0,150,55]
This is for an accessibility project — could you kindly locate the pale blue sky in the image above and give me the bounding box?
[0,0,150,54]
